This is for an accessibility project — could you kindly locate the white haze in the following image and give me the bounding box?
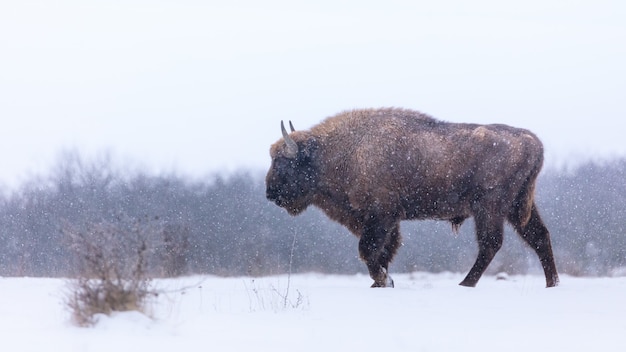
[1,1,625,188]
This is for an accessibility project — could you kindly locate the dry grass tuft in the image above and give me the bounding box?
[63,215,159,327]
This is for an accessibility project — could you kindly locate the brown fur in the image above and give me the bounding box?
[266,108,559,288]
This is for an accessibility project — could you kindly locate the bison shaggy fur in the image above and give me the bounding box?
[266,108,559,288]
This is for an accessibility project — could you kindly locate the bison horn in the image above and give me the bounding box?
[281,120,298,158]
[289,121,296,132]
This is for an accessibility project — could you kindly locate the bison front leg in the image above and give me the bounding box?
[358,218,401,288]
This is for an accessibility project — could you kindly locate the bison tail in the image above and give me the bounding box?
[515,183,535,227]
[511,161,542,227]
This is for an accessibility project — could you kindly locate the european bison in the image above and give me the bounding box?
[266,108,559,288]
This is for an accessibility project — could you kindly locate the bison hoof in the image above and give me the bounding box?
[458,279,477,288]
[546,276,560,288]
[371,276,394,288]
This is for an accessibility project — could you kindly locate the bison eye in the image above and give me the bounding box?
[274,157,288,168]
[273,157,296,175]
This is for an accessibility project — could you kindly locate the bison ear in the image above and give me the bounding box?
[300,137,319,159]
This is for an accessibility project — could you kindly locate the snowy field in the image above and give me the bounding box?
[2,273,626,352]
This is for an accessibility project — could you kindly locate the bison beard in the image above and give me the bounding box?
[266,108,559,288]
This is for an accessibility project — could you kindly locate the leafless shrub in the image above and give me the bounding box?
[63,215,161,327]
[244,279,307,312]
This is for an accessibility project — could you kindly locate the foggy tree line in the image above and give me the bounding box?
[0,151,625,278]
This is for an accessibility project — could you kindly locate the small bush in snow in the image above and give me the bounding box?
[63,215,159,327]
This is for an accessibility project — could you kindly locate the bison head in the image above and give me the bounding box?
[266,121,319,216]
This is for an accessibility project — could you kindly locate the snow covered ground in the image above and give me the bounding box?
[2,273,625,352]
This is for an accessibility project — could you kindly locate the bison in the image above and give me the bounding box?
[266,108,559,288]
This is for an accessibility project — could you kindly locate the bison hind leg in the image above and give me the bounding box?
[459,212,504,287]
[508,203,559,288]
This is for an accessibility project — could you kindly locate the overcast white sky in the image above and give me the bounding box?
[1,1,625,189]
